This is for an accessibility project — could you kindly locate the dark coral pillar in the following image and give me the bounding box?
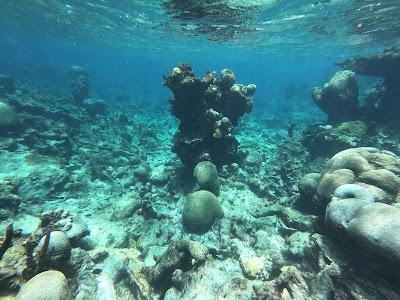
[164,63,256,168]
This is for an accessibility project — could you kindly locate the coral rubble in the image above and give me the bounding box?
[164,63,255,168]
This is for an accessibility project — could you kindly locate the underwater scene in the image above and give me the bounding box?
[0,0,400,299]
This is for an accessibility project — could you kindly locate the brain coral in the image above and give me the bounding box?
[182,190,224,234]
[313,147,400,264]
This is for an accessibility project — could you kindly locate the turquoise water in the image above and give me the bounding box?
[1,1,400,299]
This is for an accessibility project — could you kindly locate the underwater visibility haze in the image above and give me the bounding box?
[1,0,400,299]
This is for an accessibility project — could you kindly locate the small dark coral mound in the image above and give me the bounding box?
[68,66,89,104]
[336,48,400,121]
[0,75,16,96]
[164,63,255,168]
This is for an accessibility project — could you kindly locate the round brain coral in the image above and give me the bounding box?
[182,190,224,234]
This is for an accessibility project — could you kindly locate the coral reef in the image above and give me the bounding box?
[305,49,400,160]
[311,49,400,127]
[1,75,400,299]
[164,63,255,168]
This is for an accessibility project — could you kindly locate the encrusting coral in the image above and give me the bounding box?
[164,63,255,168]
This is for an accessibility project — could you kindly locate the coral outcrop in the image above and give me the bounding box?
[336,48,400,121]
[311,70,359,123]
[306,49,400,158]
[164,63,255,167]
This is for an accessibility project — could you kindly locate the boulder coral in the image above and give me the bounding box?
[164,63,255,167]
[16,270,72,300]
[182,190,224,234]
[35,230,71,266]
[193,161,220,195]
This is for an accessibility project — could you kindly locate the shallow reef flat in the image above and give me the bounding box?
[1,56,400,299]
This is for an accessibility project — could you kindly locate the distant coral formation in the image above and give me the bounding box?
[311,70,359,123]
[312,48,400,124]
[336,48,400,121]
[164,63,255,167]
[305,48,400,157]
[0,75,16,96]
[69,65,89,104]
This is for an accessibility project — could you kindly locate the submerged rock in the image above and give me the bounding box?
[239,254,272,280]
[302,121,370,157]
[148,240,208,293]
[0,180,21,221]
[82,98,107,116]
